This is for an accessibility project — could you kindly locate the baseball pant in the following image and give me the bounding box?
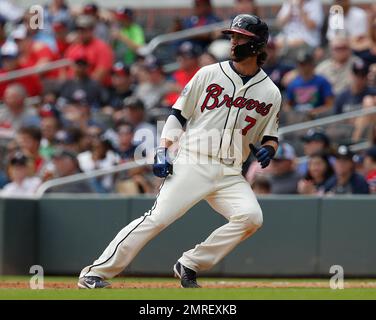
[79,150,263,279]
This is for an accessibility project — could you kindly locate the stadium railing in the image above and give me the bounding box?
[138,19,231,57]
[279,106,376,136]
[0,59,72,83]
[35,106,376,196]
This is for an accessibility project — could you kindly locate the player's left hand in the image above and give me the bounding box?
[251,145,276,169]
[153,147,173,178]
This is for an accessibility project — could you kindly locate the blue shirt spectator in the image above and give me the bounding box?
[285,49,334,117]
[286,74,333,112]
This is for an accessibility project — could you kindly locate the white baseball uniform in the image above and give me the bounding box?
[80,61,281,279]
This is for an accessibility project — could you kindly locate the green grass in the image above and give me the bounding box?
[2,288,376,300]
[1,277,376,300]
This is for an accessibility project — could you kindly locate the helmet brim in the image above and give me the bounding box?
[222,27,256,38]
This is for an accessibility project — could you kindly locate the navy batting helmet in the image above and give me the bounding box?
[223,14,269,60]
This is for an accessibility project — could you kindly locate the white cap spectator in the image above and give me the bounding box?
[273,142,296,161]
[0,41,18,57]
[11,24,27,40]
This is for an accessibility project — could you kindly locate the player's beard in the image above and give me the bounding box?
[231,43,255,62]
[230,48,246,62]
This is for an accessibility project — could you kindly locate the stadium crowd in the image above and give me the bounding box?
[0,0,375,196]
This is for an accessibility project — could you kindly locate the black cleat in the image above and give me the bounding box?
[77,276,111,289]
[173,261,201,288]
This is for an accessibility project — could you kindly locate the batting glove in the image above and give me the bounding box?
[251,145,276,169]
[153,147,173,178]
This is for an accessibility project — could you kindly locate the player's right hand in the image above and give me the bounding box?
[153,147,173,178]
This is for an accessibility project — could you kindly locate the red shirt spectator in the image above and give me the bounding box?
[0,41,42,99]
[65,15,114,86]
[12,24,60,79]
[165,41,201,105]
[53,21,70,58]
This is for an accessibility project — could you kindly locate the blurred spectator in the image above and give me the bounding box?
[334,59,376,114]
[0,171,8,189]
[78,135,118,192]
[39,104,61,159]
[48,148,93,193]
[60,93,105,132]
[115,121,138,161]
[111,8,145,66]
[251,175,271,195]
[0,84,40,138]
[199,51,217,67]
[52,20,70,58]
[23,9,59,54]
[0,1,24,22]
[268,142,301,194]
[352,94,376,143]
[117,97,157,157]
[135,56,176,110]
[65,15,114,85]
[315,36,356,95]
[55,127,83,153]
[4,139,19,158]
[0,42,43,99]
[297,152,334,195]
[80,124,103,152]
[369,63,376,89]
[167,17,185,53]
[298,128,332,176]
[276,0,324,49]
[324,145,369,194]
[352,5,376,67]
[113,121,153,195]
[174,42,201,88]
[263,37,294,90]
[183,0,222,51]
[285,49,334,122]
[83,3,111,43]
[12,23,60,85]
[164,42,201,106]
[364,146,376,194]
[105,62,134,111]
[233,0,258,17]
[0,15,7,51]
[59,56,106,109]
[16,126,44,175]
[326,0,368,51]
[0,152,41,196]
[43,0,72,33]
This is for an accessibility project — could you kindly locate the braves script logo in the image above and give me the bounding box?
[200,83,273,116]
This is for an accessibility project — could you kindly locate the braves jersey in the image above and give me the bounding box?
[173,61,281,169]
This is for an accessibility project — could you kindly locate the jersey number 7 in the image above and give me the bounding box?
[241,116,257,136]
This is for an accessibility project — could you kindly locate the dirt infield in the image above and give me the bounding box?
[1,280,376,290]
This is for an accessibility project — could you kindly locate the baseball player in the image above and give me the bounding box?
[78,14,281,289]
